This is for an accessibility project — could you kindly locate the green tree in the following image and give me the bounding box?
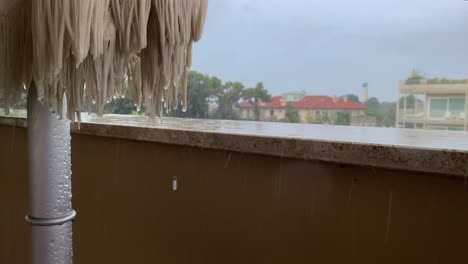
[1,90,27,110]
[15,91,27,109]
[281,103,300,123]
[104,71,223,118]
[407,69,424,81]
[343,94,360,103]
[242,82,271,121]
[366,97,380,110]
[363,97,397,127]
[335,111,350,125]
[405,69,425,85]
[0,92,6,111]
[365,97,381,122]
[380,102,396,127]
[169,71,222,119]
[105,87,136,114]
[214,81,244,120]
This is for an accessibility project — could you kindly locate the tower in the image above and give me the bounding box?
[362,82,369,102]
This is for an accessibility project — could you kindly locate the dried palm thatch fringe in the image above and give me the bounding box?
[0,0,208,121]
[0,0,32,115]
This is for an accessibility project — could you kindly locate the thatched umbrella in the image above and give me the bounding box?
[0,1,208,263]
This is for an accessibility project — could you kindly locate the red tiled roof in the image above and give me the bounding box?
[239,102,254,108]
[240,96,367,110]
[239,96,285,108]
[293,96,367,109]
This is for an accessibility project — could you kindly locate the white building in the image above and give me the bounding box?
[397,79,468,131]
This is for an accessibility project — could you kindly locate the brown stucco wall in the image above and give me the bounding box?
[1,124,468,263]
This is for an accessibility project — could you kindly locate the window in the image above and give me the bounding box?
[427,126,448,130]
[429,98,466,119]
[429,99,448,119]
[449,98,465,115]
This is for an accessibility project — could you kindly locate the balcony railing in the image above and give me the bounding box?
[405,79,468,85]
[399,79,468,95]
[399,109,467,125]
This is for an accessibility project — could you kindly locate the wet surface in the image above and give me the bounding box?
[5,110,468,152]
[81,114,468,152]
[3,110,468,151]
[1,110,468,177]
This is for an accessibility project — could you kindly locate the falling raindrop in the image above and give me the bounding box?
[172,176,178,191]
[224,153,232,169]
[9,125,16,153]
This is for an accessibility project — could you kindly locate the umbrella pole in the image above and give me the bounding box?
[26,84,76,264]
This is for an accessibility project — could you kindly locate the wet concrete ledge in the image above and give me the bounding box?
[1,111,468,177]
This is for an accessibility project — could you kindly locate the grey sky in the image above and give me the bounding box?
[191,0,468,102]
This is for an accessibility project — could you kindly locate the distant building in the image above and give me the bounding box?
[208,102,219,113]
[397,79,468,131]
[239,95,375,126]
[282,91,306,102]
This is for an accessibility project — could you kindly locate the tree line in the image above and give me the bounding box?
[105,71,422,127]
[2,70,404,127]
[104,71,276,121]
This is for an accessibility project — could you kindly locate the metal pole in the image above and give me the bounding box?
[26,84,76,264]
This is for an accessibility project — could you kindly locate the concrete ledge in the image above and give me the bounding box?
[1,110,468,177]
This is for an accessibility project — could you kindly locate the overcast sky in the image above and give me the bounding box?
[191,0,468,102]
